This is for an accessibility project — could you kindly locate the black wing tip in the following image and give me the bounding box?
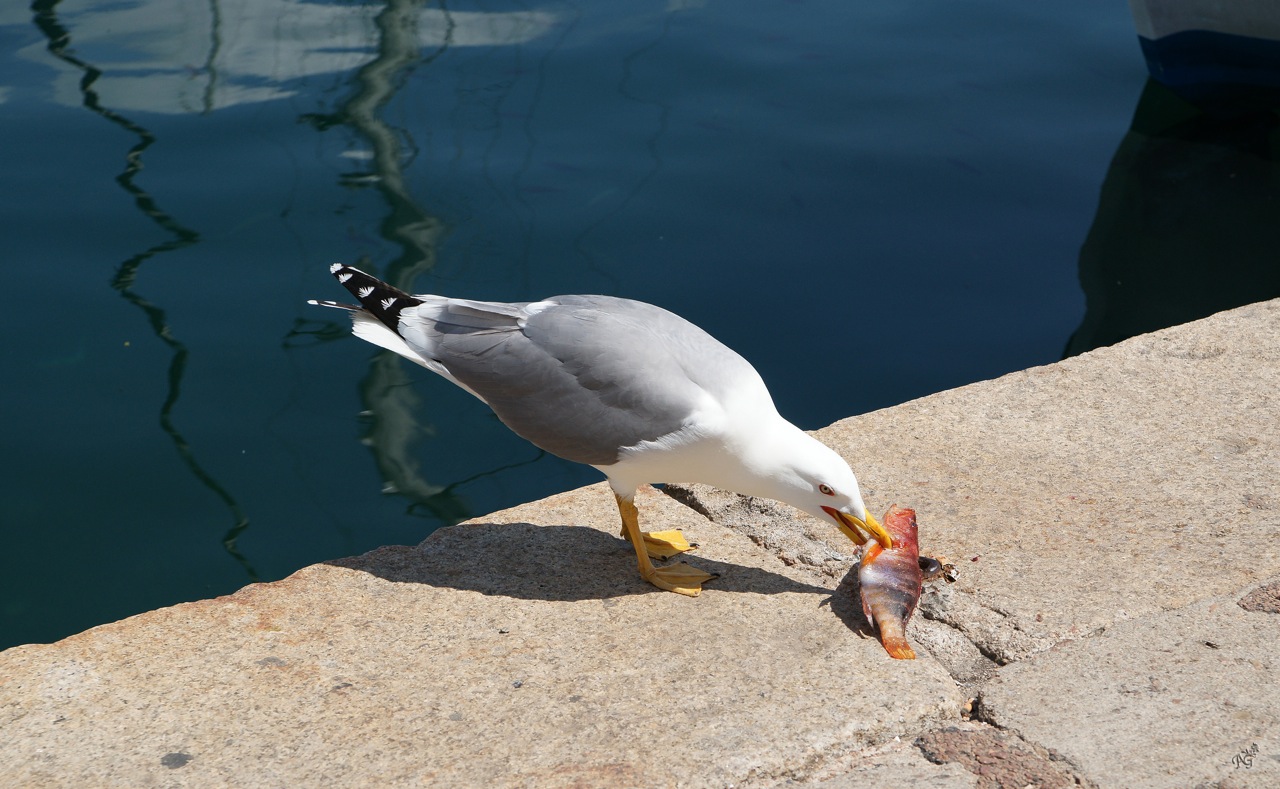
[324,263,423,331]
[328,262,367,287]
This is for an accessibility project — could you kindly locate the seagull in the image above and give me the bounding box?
[311,263,889,596]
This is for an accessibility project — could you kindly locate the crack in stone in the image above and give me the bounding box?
[915,722,1099,789]
[917,581,1050,666]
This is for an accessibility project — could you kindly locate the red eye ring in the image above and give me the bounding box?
[818,484,835,496]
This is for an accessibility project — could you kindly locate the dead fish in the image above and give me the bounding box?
[859,505,925,659]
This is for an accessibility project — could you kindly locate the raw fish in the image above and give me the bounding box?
[859,505,927,659]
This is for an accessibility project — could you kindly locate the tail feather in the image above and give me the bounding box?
[310,264,489,401]
[308,263,433,369]
[307,298,359,311]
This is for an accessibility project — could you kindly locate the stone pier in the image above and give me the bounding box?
[2,299,1277,788]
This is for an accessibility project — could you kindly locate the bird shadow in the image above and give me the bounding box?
[826,564,879,642]
[326,521,853,608]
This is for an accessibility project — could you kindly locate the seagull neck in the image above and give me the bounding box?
[719,416,813,499]
[602,411,815,502]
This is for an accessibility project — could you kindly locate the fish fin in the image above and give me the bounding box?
[881,636,916,660]
[860,595,875,629]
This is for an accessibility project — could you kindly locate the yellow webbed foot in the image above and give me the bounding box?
[642,562,718,597]
[613,491,715,596]
[636,528,697,560]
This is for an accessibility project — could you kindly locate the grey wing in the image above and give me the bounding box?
[397,295,758,466]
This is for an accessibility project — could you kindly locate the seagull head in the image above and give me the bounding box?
[741,425,892,550]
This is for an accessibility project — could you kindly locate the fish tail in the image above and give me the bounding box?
[881,635,916,660]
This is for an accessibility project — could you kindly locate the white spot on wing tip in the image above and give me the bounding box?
[337,272,353,283]
[357,286,374,298]
[329,263,344,273]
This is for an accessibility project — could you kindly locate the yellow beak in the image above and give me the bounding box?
[823,507,892,549]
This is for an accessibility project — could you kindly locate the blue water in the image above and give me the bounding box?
[0,0,1215,649]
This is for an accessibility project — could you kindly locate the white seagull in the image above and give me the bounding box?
[311,264,888,596]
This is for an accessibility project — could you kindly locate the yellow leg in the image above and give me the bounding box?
[615,493,716,596]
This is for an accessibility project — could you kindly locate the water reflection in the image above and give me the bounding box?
[299,0,558,525]
[1066,78,1280,355]
[26,0,566,555]
[31,0,259,579]
[21,0,555,113]
[302,1,460,523]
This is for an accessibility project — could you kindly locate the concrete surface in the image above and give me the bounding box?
[980,585,1280,789]
[1,298,1277,788]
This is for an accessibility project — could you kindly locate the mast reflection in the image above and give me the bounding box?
[303,1,547,526]
[30,0,259,580]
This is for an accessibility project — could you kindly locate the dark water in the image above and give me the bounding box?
[1,1,1274,650]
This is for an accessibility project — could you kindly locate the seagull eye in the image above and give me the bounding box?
[818,484,835,496]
